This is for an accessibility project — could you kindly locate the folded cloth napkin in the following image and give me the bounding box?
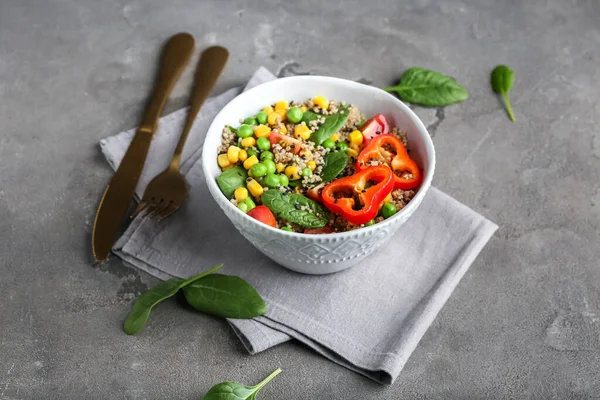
[100,67,497,384]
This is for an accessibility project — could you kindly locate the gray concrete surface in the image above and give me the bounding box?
[1,0,600,398]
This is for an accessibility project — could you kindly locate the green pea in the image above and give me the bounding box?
[244,117,257,126]
[262,159,276,174]
[256,111,268,125]
[278,174,289,186]
[240,197,256,211]
[280,226,293,232]
[381,203,397,219]
[336,141,349,152]
[260,150,274,160]
[302,167,312,177]
[237,124,254,138]
[322,139,335,149]
[286,106,303,123]
[256,137,271,151]
[246,148,258,157]
[263,173,281,188]
[238,202,250,213]
[251,163,267,177]
[365,219,376,226]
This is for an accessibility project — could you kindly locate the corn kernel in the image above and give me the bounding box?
[384,193,392,203]
[234,187,249,202]
[267,112,280,125]
[275,108,287,121]
[314,95,329,110]
[307,161,316,171]
[330,133,340,142]
[222,164,234,171]
[241,137,256,147]
[275,101,289,111]
[254,125,271,138]
[347,148,359,158]
[295,186,302,194]
[300,106,308,113]
[238,149,248,162]
[349,130,363,146]
[276,163,286,173]
[217,153,230,168]
[263,105,274,114]
[243,155,259,170]
[278,124,288,134]
[285,165,301,180]
[300,149,312,158]
[294,125,312,140]
[247,179,264,197]
[227,146,241,164]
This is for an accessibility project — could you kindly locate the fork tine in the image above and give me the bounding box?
[155,202,179,221]
[147,199,168,220]
[131,200,150,219]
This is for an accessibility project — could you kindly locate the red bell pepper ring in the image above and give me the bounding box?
[247,206,277,228]
[269,131,302,154]
[306,182,326,202]
[356,134,422,190]
[321,165,394,225]
[359,113,389,142]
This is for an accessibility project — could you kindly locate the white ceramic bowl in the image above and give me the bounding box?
[202,76,435,274]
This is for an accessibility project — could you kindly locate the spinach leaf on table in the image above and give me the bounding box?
[261,190,329,228]
[182,274,266,319]
[309,105,349,145]
[123,264,223,335]
[202,368,282,400]
[321,151,349,183]
[384,67,468,107]
[491,65,516,122]
[216,166,248,198]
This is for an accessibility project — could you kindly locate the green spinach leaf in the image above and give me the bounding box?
[321,151,349,183]
[384,67,468,106]
[203,368,282,400]
[123,264,223,335]
[182,274,266,319]
[301,110,321,123]
[491,65,516,122]
[309,106,349,145]
[261,190,329,228]
[227,125,238,133]
[216,166,248,198]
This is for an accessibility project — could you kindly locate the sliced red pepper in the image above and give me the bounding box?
[269,131,302,154]
[247,206,277,228]
[360,113,389,142]
[304,225,332,234]
[321,165,394,225]
[306,182,326,202]
[356,134,421,190]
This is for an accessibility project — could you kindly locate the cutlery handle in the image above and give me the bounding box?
[170,46,229,170]
[139,33,195,133]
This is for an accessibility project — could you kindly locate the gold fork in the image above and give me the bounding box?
[132,46,229,221]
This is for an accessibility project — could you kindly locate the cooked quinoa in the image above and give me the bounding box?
[215,96,422,234]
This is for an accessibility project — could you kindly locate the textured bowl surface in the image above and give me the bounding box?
[202,76,435,274]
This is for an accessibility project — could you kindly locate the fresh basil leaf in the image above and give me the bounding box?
[182,274,266,319]
[261,190,329,228]
[216,166,248,198]
[491,65,516,122]
[203,369,282,400]
[384,67,468,107]
[309,106,349,145]
[301,110,321,123]
[123,264,223,335]
[321,151,349,183]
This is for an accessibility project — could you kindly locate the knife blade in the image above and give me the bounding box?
[92,33,195,262]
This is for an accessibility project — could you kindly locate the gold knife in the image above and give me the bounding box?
[92,33,195,262]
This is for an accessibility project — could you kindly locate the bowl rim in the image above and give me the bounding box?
[202,75,436,238]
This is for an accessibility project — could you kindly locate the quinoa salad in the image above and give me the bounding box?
[215,96,422,233]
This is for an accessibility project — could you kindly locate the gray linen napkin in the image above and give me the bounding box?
[101,68,497,384]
